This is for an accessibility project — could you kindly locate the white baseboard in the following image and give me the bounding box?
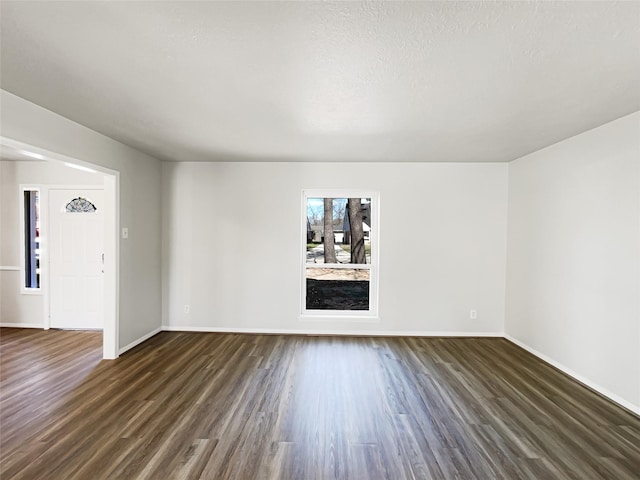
[119,327,162,355]
[0,322,43,329]
[505,334,640,417]
[161,325,503,337]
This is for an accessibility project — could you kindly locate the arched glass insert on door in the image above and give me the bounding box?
[65,197,97,213]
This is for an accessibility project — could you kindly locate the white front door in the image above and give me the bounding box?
[49,189,104,330]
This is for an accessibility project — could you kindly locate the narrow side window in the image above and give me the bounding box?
[23,190,40,289]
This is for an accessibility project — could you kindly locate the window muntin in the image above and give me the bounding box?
[303,192,378,316]
[65,197,97,213]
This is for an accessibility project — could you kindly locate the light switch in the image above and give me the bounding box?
[122,227,129,239]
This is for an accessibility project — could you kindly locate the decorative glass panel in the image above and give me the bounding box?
[65,197,97,213]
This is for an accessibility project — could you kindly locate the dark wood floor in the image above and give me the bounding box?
[1,329,639,480]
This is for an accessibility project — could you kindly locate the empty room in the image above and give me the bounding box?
[1,1,639,479]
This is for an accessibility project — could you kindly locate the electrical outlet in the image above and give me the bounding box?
[470,309,477,319]
[184,305,190,314]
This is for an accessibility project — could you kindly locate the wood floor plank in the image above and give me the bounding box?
[1,329,639,479]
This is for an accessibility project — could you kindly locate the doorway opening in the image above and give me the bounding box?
[1,137,119,359]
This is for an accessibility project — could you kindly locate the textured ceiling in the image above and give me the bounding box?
[1,1,639,163]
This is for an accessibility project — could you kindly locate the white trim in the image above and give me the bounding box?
[0,266,20,271]
[301,190,380,318]
[103,175,119,359]
[20,289,43,296]
[119,327,161,355]
[299,314,381,323]
[505,335,640,417]
[42,186,50,329]
[306,263,372,270]
[162,325,503,337]
[0,323,44,329]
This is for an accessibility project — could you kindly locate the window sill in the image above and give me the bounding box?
[299,313,380,323]
[21,288,43,296]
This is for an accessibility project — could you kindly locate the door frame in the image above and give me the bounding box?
[48,186,105,331]
[1,136,120,359]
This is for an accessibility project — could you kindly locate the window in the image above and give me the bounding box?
[302,191,378,317]
[23,189,41,289]
[65,197,97,213]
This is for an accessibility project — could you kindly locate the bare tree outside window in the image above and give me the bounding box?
[347,198,366,265]
[323,198,337,264]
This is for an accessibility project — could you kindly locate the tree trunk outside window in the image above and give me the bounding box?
[347,198,366,264]
[323,198,337,264]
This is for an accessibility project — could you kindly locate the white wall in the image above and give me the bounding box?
[0,90,163,350]
[0,160,104,327]
[505,111,640,413]
[162,162,508,335]
[0,160,3,322]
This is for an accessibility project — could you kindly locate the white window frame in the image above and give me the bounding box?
[300,189,380,321]
[19,185,44,295]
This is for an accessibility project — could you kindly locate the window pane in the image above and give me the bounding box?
[306,268,370,310]
[306,197,371,265]
[304,193,376,314]
[24,190,40,289]
[65,197,97,213]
